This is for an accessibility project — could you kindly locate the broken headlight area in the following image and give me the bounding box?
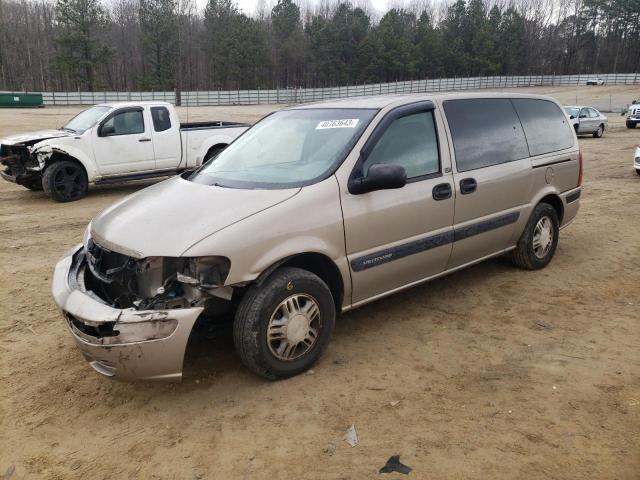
[0,143,41,178]
[83,237,231,311]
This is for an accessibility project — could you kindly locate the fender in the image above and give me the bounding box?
[507,184,562,246]
[31,138,100,182]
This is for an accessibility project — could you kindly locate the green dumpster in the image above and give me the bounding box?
[0,92,43,107]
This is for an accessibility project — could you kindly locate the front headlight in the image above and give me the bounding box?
[176,256,231,288]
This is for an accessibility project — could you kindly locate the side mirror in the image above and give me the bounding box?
[349,163,407,195]
[99,123,115,137]
[569,115,575,119]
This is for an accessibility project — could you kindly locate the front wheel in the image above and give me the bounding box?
[233,267,335,379]
[42,160,88,202]
[593,124,604,138]
[510,203,559,270]
[636,169,640,176]
[626,121,637,129]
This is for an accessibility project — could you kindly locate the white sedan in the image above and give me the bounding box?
[564,106,608,138]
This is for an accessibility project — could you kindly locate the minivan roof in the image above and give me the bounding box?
[291,92,559,110]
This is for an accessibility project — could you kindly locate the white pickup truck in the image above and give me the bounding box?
[0,102,250,201]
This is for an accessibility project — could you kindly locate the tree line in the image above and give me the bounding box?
[0,0,639,92]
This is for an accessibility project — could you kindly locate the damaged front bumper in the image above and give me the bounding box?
[0,143,43,187]
[52,245,204,381]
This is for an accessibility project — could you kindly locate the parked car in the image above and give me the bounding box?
[586,78,605,85]
[564,106,608,137]
[52,93,582,381]
[626,103,640,128]
[0,102,249,201]
[634,147,640,175]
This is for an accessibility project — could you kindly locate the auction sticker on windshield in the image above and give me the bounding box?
[316,119,360,129]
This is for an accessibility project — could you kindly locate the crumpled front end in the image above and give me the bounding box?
[0,142,43,188]
[51,243,229,381]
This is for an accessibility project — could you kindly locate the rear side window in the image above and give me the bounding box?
[363,111,440,179]
[512,99,574,156]
[151,107,172,132]
[444,99,529,172]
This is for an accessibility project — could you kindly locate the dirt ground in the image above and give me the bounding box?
[1,86,639,479]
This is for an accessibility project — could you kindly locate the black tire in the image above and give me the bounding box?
[626,121,637,129]
[233,267,335,379]
[636,169,640,176]
[42,160,88,202]
[203,145,226,164]
[510,203,559,270]
[593,124,604,138]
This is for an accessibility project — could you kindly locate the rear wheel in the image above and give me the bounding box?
[42,160,88,202]
[233,267,335,379]
[511,203,559,270]
[626,121,637,129]
[636,169,640,176]
[593,124,604,138]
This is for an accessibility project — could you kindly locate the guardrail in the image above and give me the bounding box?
[9,73,639,107]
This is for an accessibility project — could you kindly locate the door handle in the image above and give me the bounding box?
[138,138,151,142]
[459,178,477,194]
[432,183,452,201]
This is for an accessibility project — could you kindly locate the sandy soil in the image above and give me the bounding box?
[1,87,639,479]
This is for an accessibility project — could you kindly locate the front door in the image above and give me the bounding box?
[339,104,455,305]
[93,107,155,175]
[577,107,594,134]
[441,98,533,269]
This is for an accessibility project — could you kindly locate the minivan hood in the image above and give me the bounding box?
[91,176,300,258]
[1,129,73,146]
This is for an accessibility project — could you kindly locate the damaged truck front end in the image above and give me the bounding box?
[52,230,235,381]
[0,142,45,189]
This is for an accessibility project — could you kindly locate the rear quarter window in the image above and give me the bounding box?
[511,99,575,156]
[443,98,529,172]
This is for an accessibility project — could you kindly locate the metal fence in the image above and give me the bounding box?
[19,72,640,108]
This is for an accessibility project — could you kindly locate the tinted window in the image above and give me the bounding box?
[444,99,529,172]
[363,111,439,179]
[103,110,144,135]
[151,107,171,132]
[512,99,575,156]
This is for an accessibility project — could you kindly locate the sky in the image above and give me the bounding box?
[230,0,390,17]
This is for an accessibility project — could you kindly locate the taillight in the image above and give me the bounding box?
[577,150,583,187]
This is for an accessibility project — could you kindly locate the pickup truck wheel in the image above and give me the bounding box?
[42,161,88,202]
[233,267,335,379]
[626,121,637,129]
[510,203,559,270]
[593,124,604,138]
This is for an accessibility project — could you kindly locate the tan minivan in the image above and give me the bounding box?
[52,93,582,381]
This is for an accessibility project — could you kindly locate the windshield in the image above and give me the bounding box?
[63,106,111,133]
[564,107,580,118]
[191,108,377,188]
